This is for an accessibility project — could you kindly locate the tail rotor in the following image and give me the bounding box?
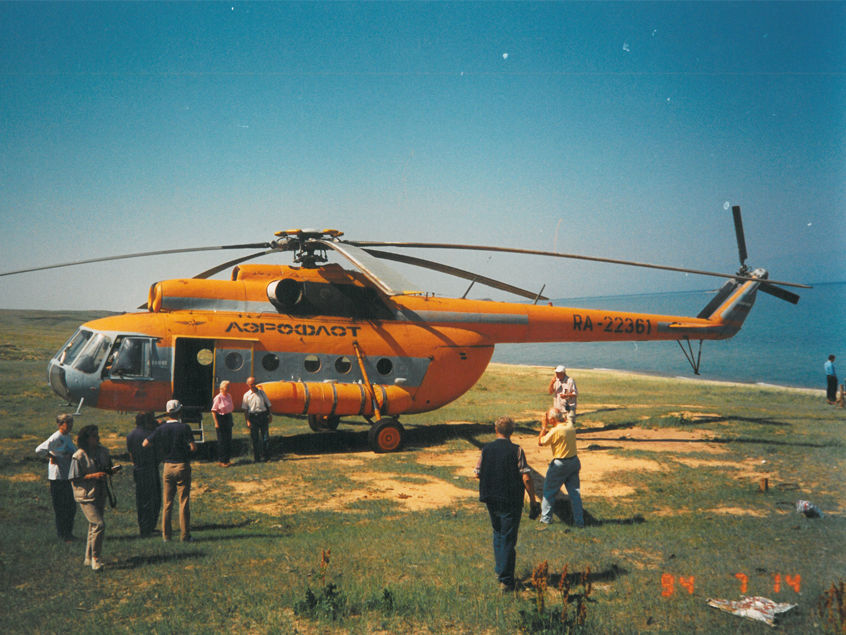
[730,205,800,304]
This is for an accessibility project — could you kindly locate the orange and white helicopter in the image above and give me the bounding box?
[2,206,808,452]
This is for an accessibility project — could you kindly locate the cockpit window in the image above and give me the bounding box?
[73,333,112,374]
[57,330,93,366]
[110,337,152,378]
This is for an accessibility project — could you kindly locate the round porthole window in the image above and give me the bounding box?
[196,349,214,366]
[304,355,321,373]
[225,352,244,371]
[334,356,352,374]
[376,358,393,375]
[262,353,280,372]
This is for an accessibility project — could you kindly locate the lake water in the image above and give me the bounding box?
[492,281,845,390]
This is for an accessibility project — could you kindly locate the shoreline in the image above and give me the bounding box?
[488,362,826,395]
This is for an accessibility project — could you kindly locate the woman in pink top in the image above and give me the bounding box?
[211,380,234,466]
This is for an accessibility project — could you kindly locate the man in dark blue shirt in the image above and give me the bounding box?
[825,354,838,404]
[143,400,196,542]
[126,412,160,537]
[475,416,538,591]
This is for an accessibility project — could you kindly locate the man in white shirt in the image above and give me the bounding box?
[547,365,577,425]
[242,376,273,462]
[35,414,77,541]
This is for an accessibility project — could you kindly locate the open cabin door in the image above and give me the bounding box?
[172,338,215,435]
[172,338,256,435]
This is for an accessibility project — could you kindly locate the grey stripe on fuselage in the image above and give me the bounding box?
[162,296,530,326]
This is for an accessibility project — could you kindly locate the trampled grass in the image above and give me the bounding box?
[0,309,844,633]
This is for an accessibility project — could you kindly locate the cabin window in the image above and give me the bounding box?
[304,355,321,373]
[262,353,280,372]
[57,329,93,366]
[334,356,352,375]
[109,337,154,379]
[376,358,393,376]
[73,333,112,374]
[224,352,244,371]
[196,348,214,366]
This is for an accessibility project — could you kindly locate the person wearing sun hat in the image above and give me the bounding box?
[547,364,577,425]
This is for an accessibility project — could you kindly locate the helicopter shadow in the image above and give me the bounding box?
[271,421,496,457]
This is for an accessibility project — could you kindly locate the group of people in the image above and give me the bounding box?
[36,414,125,571]
[475,365,584,591]
[37,376,279,570]
[210,376,274,465]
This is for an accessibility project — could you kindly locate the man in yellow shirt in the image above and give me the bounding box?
[537,412,584,527]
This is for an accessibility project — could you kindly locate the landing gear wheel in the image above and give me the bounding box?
[308,415,341,432]
[368,417,405,453]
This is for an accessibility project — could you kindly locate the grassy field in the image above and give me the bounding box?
[0,310,844,633]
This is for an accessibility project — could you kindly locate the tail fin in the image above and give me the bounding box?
[695,268,767,338]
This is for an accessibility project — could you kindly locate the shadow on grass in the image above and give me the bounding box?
[581,431,833,449]
[109,520,259,543]
[675,415,790,427]
[548,498,645,528]
[520,563,629,589]
[112,550,205,569]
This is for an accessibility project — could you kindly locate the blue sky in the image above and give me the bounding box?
[1,2,843,311]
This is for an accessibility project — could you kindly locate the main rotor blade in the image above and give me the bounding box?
[192,249,278,280]
[315,240,420,296]
[0,243,271,277]
[758,282,800,304]
[363,248,548,301]
[732,205,748,267]
[349,241,811,289]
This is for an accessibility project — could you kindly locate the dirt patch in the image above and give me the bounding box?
[707,506,769,517]
[610,547,665,570]
[224,470,475,516]
[673,456,772,479]
[213,424,777,514]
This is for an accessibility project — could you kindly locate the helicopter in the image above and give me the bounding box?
[2,206,809,452]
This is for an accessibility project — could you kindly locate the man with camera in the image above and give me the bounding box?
[548,364,577,423]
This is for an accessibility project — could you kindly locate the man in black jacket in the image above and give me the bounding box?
[475,416,539,591]
[143,400,196,542]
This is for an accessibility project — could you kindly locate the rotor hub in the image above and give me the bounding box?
[273,228,344,267]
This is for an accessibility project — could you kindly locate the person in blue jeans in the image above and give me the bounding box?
[475,416,539,591]
[538,407,584,527]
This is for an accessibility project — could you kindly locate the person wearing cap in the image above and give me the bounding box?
[537,406,584,528]
[547,365,577,425]
[35,413,77,542]
[143,399,196,542]
[241,377,273,462]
